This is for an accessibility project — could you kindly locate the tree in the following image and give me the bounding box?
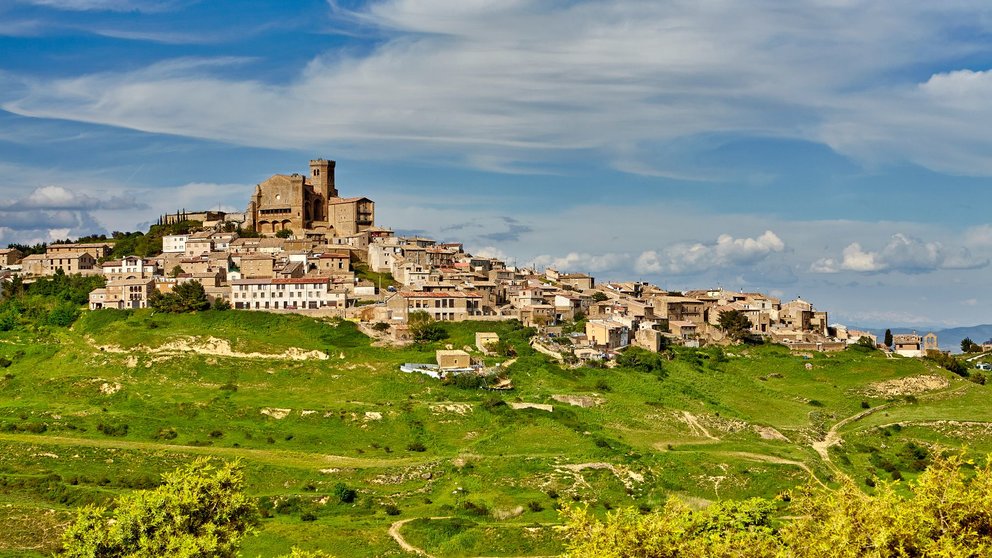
[717,309,753,342]
[855,336,876,350]
[150,280,210,313]
[884,329,893,349]
[408,310,448,343]
[591,292,609,302]
[170,265,185,278]
[60,459,259,558]
[275,228,293,239]
[961,337,981,353]
[48,300,81,327]
[615,346,667,376]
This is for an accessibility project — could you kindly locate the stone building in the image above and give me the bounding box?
[244,159,375,237]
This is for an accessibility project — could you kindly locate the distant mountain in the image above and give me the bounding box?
[856,324,992,352]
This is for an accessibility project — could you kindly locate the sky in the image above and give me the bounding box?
[2,0,992,329]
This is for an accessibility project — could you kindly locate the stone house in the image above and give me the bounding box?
[436,349,471,370]
[239,254,275,279]
[893,333,924,357]
[89,278,155,310]
[102,256,157,281]
[45,252,98,275]
[47,242,112,259]
[586,319,630,350]
[0,248,23,267]
[385,290,483,322]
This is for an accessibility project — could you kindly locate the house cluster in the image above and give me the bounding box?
[0,157,928,359]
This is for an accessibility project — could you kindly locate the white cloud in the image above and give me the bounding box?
[635,230,785,275]
[964,224,992,248]
[810,233,988,274]
[6,185,145,211]
[470,246,507,260]
[7,1,992,175]
[532,252,631,273]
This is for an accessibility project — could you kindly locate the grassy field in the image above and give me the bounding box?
[0,309,990,557]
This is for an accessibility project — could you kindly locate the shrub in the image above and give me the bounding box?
[861,401,870,409]
[300,512,317,522]
[462,501,489,516]
[209,430,224,438]
[333,483,357,504]
[372,322,390,332]
[48,301,81,327]
[155,428,178,440]
[0,357,11,369]
[384,504,401,516]
[528,501,544,512]
[97,422,129,437]
[406,442,427,452]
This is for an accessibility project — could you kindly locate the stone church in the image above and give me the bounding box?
[244,159,375,237]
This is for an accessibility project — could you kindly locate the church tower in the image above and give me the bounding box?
[309,159,337,199]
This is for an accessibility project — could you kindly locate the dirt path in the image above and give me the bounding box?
[0,432,424,471]
[389,517,440,557]
[811,403,891,463]
[682,411,717,440]
[717,451,827,488]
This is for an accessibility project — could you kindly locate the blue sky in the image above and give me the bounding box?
[2,0,992,328]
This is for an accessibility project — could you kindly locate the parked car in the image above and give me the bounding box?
[975,362,992,371]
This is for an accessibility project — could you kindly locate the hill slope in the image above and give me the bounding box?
[1,310,990,557]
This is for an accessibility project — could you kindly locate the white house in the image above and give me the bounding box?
[230,277,346,311]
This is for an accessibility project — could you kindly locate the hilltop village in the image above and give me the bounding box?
[0,158,940,361]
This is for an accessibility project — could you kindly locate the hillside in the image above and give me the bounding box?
[1,311,991,557]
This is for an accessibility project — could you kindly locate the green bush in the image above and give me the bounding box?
[333,483,357,504]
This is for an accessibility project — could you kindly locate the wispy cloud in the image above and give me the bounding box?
[6,1,992,175]
[15,0,183,13]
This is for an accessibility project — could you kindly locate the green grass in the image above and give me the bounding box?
[1,312,990,556]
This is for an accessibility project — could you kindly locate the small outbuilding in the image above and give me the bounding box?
[436,349,471,370]
[475,332,500,353]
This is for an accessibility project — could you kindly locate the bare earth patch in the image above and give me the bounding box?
[753,425,790,442]
[509,402,554,412]
[260,408,292,419]
[552,394,604,408]
[864,374,949,397]
[93,336,328,361]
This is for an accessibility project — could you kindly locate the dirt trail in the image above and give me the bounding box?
[0,432,424,471]
[812,403,891,463]
[389,517,559,558]
[682,411,717,440]
[389,517,441,557]
[717,451,827,488]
